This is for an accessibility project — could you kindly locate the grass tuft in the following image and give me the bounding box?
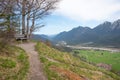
[0,58,16,68]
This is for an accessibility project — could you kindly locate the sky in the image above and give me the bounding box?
[34,0,120,35]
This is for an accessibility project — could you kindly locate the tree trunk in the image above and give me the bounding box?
[22,0,26,35]
[26,13,30,39]
[29,12,35,39]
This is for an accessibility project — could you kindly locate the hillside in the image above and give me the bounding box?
[35,42,120,80]
[32,34,50,41]
[0,42,29,80]
[53,19,120,47]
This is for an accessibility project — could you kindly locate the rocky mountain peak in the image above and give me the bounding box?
[111,19,120,30]
[103,21,111,25]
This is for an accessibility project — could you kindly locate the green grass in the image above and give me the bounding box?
[36,42,120,80]
[73,49,120,72]
[0,58,16,68]
[0,43,29,80]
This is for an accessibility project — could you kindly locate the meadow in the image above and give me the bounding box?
[73,49,120,73]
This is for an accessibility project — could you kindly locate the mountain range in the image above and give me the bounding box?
[53,19,120,47]
[33,19,120,47]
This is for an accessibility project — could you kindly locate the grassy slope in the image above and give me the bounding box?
[36,42,120,80]
[0,43,29,80]
[74,50,120,72]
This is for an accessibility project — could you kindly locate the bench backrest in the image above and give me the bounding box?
[15,34,25,38]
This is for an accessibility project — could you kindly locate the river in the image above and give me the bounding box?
[67,45,120,52]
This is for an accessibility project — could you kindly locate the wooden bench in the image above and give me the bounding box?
[14,34,27,41]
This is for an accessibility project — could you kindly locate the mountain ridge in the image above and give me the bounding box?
[53,19,120,47]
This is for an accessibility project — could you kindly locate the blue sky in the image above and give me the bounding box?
[34,0,120,35]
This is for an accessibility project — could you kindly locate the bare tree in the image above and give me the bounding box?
[0,0,18,42]
[0,0,59,41]
[16,0,59,39]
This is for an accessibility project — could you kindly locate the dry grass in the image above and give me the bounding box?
[50,66,85,80]
[36,42,120,80]
[0,43,29,80]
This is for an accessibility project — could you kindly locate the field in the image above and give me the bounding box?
[0,43,29,80]
[73,49,120,73]
[35,42,120,80]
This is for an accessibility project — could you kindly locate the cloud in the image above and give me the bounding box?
[55,0,120,21]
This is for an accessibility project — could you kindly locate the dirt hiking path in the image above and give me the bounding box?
[18,42,47,80]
